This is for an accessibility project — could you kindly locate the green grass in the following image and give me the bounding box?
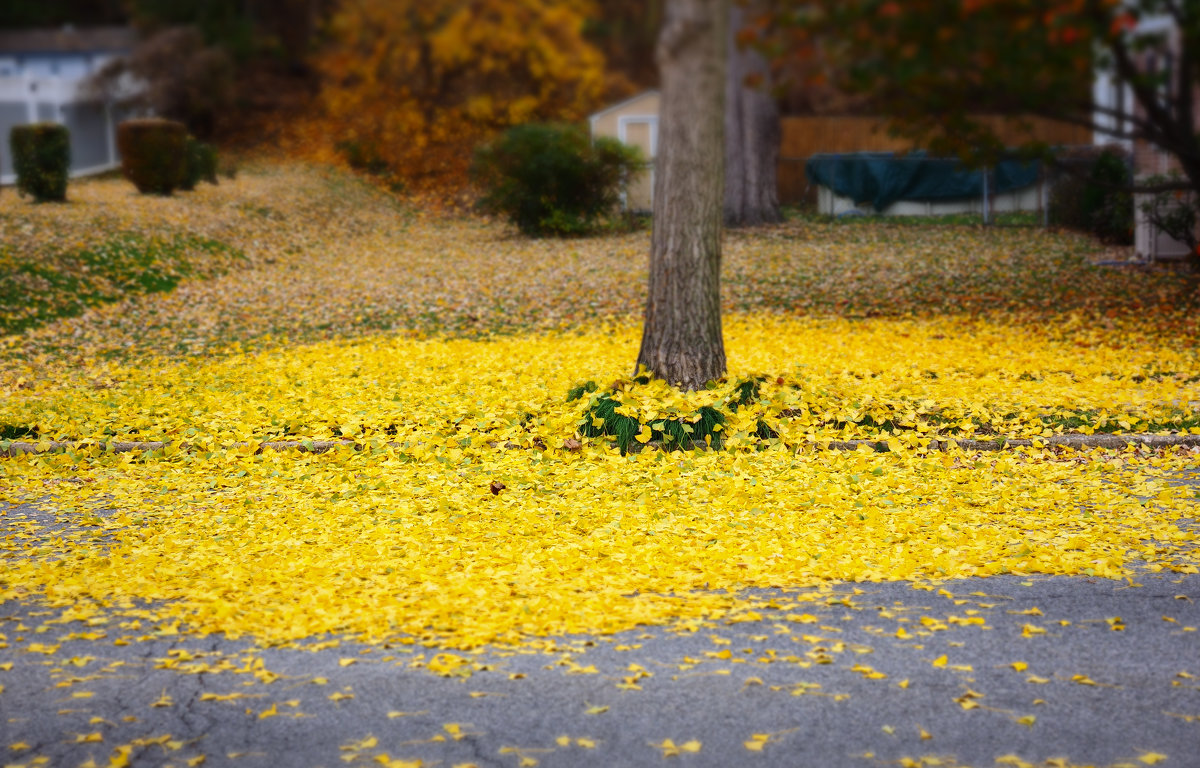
[0,233,244,335]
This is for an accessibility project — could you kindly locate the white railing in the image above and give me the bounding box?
[0,74,89,112]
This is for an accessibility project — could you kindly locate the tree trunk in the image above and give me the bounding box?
[723,1,781,227]
[635,0,729,391]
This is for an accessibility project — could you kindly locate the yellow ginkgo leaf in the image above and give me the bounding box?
[852,664,887,679]
[108,745,133,768]
[655,739,679,757]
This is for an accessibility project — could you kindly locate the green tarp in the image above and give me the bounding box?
[805,152,1041,212]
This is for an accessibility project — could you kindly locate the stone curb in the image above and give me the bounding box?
[3,433,1199,458]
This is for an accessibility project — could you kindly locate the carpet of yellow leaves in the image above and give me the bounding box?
[1,164,1198,650]
[3,314,1198,444]
[2,432,1197,648]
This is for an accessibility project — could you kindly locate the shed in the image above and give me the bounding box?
[589,90,659,212]
[0,26,142,186]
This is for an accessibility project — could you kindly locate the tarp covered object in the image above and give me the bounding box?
[805,152,1040,212]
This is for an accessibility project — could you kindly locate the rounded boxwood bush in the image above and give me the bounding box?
[117,118,188,195]
[180,136,204,191]
[10,123,70,202]
[198,141,219,184]
[179,137,220,190]
[472,123,643,236]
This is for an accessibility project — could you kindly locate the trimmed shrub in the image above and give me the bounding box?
[179,136,203,191]
[472,123,643,237]
[10,123,70,202]
[1049,147,1133,245]
[117,118,188,195]
[198,142,219,184]
[179,136,218,190]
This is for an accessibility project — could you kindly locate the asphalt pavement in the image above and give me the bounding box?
[1,492,1199,768]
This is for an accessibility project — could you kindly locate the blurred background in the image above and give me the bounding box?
[2,1,1196,261]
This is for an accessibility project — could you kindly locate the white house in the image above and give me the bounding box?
[0,26,142,185]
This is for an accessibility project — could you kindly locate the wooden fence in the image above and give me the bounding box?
[777,115,1092,206]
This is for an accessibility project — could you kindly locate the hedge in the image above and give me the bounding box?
[10,123,70,202]
[117,118,188,195]
[472,123,643,236]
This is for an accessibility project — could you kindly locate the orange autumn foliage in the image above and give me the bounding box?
[317,0,607,195]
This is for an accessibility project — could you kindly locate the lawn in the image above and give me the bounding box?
[1,163,1198,649]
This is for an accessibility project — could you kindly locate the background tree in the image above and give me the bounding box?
[796,0,1200,267]
[318,0,606,193]
[583,0,664,95]
[584,0,781,227]
[88,27,235,139]
[126,0,334,68]
[724,0,781,226]
[0,0,123,27]
[636,0,729,390]
[127,0,256,60]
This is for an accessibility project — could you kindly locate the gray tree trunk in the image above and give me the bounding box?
[635,0,729,391]
[724,1,781,227]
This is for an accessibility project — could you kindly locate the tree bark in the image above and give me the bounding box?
[723,1,781,227]
[635,0,729,391]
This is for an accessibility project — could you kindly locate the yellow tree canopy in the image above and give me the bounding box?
[320,0,607,193]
